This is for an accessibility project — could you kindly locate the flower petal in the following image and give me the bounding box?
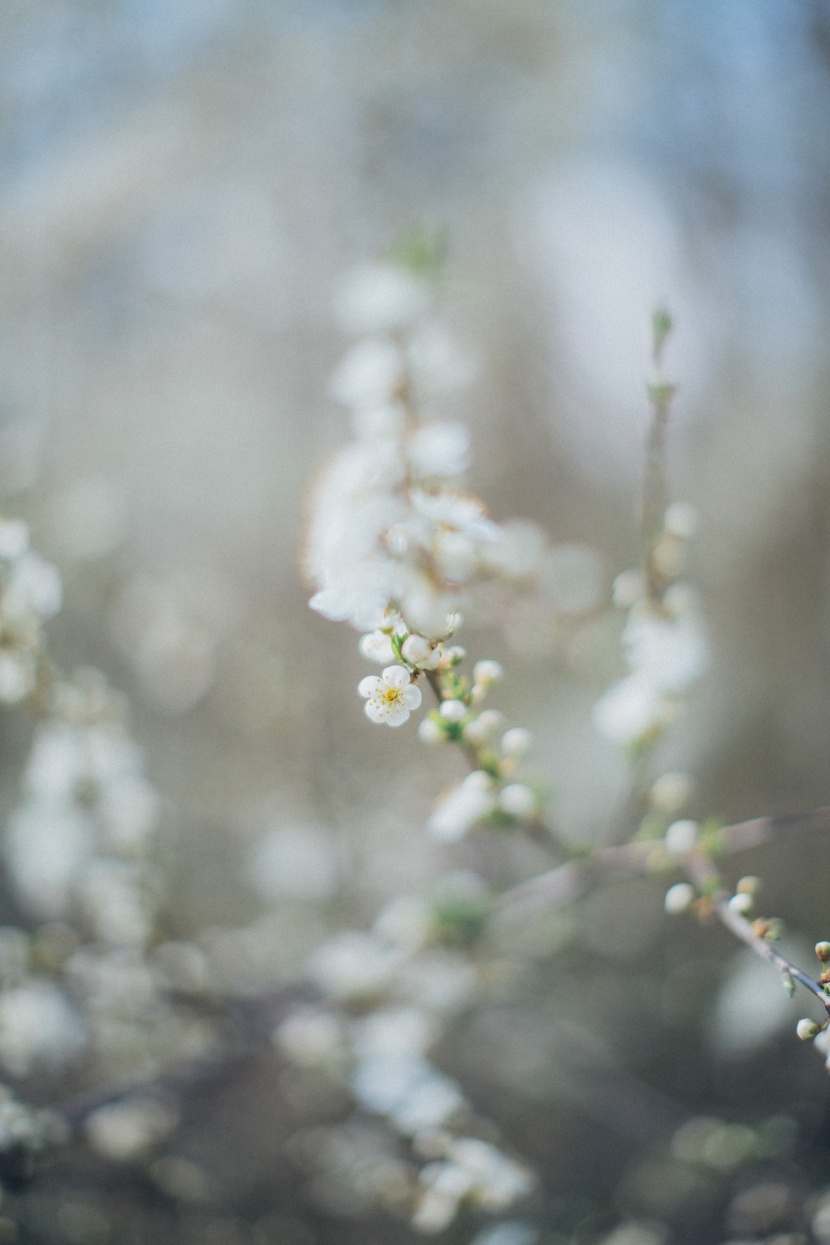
[365,698,388,723]
[382,665,410,688]
[359,676,385,699]
[386,702,411,726]
[401,685,422,710]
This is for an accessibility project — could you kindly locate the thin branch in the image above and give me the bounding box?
[685,850,830,1017]
[498,805,830,921]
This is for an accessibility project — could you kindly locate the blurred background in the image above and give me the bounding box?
[2,1,830,1243]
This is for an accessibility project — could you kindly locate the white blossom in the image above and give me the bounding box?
[401,633,441,668]
[664,819,699,854]
[359,665,422,726]
[462,710,505,746]
[438,699,467,723]
[501,727,533,757]
[650,771,693,813]
[360,630,397,664]
[418,717,445,745]
[407,421,471,479]
[664,883,696,915]
[498,784,537,820]
[329,337,406,412]
[334,262,431,335]
[0,982,85,1076]
[426,772,496,842]
[473,660,504,688]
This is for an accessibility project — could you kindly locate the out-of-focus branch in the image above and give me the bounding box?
[642,308,676,605]
[498,805,830,922]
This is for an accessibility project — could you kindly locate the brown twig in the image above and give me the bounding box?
[685,849,830,1017]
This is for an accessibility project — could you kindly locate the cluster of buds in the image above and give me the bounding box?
[795,944,830,1064]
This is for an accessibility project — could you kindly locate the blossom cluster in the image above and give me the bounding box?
[592,503,708,749]
[306,260,601,662]
[0,518,61,705]
[278,871,534,1234]
[0,665,211,1087]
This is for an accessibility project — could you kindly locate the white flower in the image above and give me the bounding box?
[664,883,695,915]
[592,673,673,745]
[498,784,536,820]
[623,603,708,693]
[426,771,495,842]
[406,421,471,479]
[480,520,547,578]
[418,717,444,745]
[473,660,503,688]
[350,403,407,440]
[439,699,467,723]
[308,931,401,1000]
[401,633,440,668]
[359,665,422,726]
[664,818,699,854]
[462,710,505,746]
[0,519,29,559]
[328,338,405,411]
[664,501,698,539]
[334,263,431,335]
[612,569,645,608]
[5,552,62,620]
[501,727,532,757]
[407,321,477,396]
[650,771,693,813]
[360,630,396,664]
[727,892,753,916]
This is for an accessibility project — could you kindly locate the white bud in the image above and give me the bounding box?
[359,631,396,664]
[498,784,536,820]
[439,700,468,723]
[664,501,699,539]
[418,718,444,745]
[501,727,533,757]
[664,883,695,915]
[665,819,699,855]
[473,660,504,687]
[440,645,466,666]
[612,569,645,608]
[463,710,505,747]
[402,634,433,666]
[650,771,693,814]
[727,892,754,916]
[797,1018,820,1041]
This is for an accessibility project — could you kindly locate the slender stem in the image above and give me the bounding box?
[641,309,676,606]
[685,850,830,1016]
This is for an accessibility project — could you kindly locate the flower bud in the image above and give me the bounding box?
[498,783,536,820]
[462,710,505,746]
[402,633,434,666]
[501,727,533,757]
[473,660,504,687]
[727,892,753,916]
[439,699,467,723]
[736,876,761,896]
[665,819,699,855]
[797,1018,820,1041]
[418,717,444,745]
[817,942,830,962]
[664,883,695,915]
[649,771,693,814]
